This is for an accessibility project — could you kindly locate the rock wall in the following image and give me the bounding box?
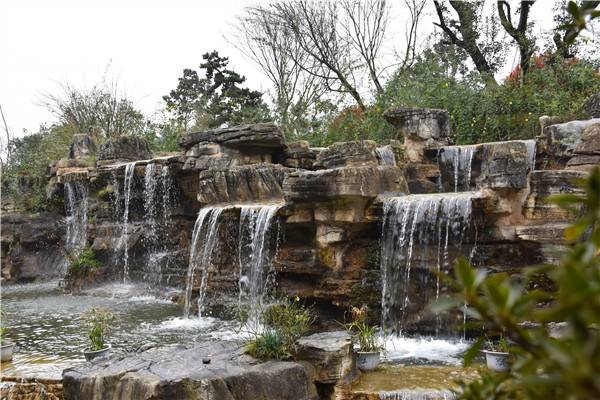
[2,113,597,332]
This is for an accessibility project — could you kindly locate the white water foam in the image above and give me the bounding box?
[383,336,469,366]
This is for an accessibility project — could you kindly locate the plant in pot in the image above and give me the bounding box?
[345,305,382,371]
[83,308,116,361]
[482,334,510,372]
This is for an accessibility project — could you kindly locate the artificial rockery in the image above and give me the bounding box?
[2,109,599,334]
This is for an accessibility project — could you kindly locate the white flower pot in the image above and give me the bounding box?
[483,350,510,372]
[1,342,15,362]
[84,343,112,361]
[356,351,380,371]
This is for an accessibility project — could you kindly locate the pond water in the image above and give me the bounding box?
[1,281,242,379]
[1,281,470,380]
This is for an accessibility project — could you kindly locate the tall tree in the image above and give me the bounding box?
[497,1,536,75]
[163,51,270,130]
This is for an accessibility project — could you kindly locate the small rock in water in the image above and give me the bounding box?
[202,357,211,364]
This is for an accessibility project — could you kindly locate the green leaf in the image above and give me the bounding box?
[463,336,485,367]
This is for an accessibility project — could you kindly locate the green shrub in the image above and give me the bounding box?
[245,298,314,360]
[69,248,102,275]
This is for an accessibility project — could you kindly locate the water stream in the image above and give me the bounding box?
[64,180,89,264]
[237,204,282,329]
[380,193,476,334]
[438,146,476,192]
[183,206,227,318]
[116,161,137,282]
[376,145,397,166]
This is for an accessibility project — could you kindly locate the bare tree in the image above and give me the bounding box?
[0,104,13,167]
[339,0,390,95]
[398,0,428,74]
[498,1,536,74]
[41,81,145,139]
[232,5,327,138]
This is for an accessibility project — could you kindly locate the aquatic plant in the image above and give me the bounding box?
[85,308,117,351]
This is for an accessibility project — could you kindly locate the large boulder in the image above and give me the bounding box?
[69,134,96,159]
[283,141,322,170]
[544,118,600,161]
[196,164,291,205]
[63,341,318,400]
[315,141,378,169]
[181,123,286,150]
[283,166,407,202]
[97,136,153,163]
[477,141,530,189]
[584,93,600,118]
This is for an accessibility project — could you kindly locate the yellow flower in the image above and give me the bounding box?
[525,118,529,122]
[294,296,300,302]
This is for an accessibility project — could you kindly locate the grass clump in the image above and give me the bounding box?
[85,308,117,351]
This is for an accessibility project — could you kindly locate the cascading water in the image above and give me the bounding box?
[380,193,475,334]
[521,139,537,171]
[116,161,136,282]
[376,145,397,166]
[237,204,282,328]
[184,206,227,318]
[379,389,456,400]
[438,146,476,192]
[64,181,89,266]
[143,163,161,285]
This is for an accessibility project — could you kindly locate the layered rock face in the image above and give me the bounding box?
[2,113,597,334]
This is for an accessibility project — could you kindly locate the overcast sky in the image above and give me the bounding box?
[1,0,559,138]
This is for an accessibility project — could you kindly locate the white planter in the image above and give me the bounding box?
[483,350,510,372]
[84,343,112,361]
[1,343,15,362]
[356,351,380,371]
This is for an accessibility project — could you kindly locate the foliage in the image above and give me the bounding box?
[245,298,314,360]
[85,308,116,351]
[344,305,381,352]
[69,248,102,275]
[378,45,600,145]
[435,167,600,399]
[163,51,271,131]
[1,124,74,211]
[43,81,145,139]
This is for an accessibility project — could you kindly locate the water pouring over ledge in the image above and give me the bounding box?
[380,192,478,335]
[64,180,89,271]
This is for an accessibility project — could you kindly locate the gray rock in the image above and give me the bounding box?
[197,164,291,205]
[97,136,153,162]
[574,123,600,155]
[69,134,96,159]
[384,107,451,141]
[477,141,529,189]
[62,341,318,400]
[584,93,600,118]
[283,166,407,202]
[315,141,378,169]
[181,123,286,150]
[544,118,600,159]
[296,331,358,385]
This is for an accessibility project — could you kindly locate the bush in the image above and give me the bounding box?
[245,298,314,360]
[436,167,600,399]
[85,308,117,351]
[69,248,102,275]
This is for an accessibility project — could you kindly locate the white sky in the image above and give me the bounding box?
[0,0,559,138]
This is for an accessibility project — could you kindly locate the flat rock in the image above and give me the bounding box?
[97,136,153,162]
[62,341,317,400]
[477,141,529,189]
[544,118,600,159]
[180,123,286,150]
[315,141,378,169]
[384,108,451,141]
[574,123,600,155]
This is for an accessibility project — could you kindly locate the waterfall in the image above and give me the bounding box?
[376,145,397,166]
[117,161,136,282]
[438,146,475,192]
[64,181,88,264]
[160,165,173,220]
[143,163,160,285]
[380,193,475,334]
[184,206,227,318]
[237,204,282,328]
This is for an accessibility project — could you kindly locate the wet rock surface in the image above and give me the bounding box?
[62,341,317,400]
[97,136,153,163]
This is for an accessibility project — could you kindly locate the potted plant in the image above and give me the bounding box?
[0,326,15,362]
[83,308,116,361]
[482,335,510,372]
[345,306,382,371]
